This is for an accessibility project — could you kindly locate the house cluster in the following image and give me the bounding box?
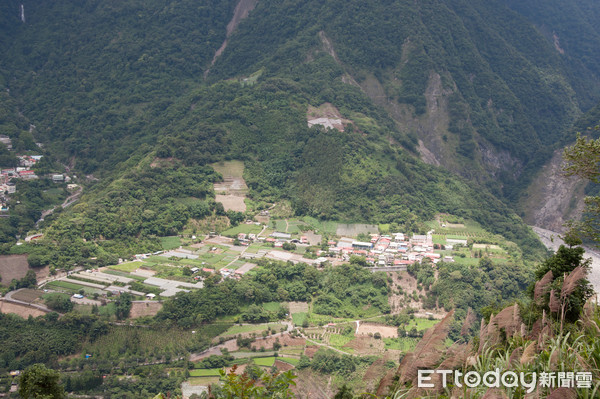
[219,268,244,280]
[0,156,44,194]
[236,231,310,248]
[236,232,260,246]
[324,232,457,266]
[267,232,311,247]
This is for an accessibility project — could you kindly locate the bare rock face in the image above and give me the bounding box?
[206,0,259,74]
[522,149,586,232]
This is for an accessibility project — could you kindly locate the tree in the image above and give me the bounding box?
[334,384,354,399]
[114,292,132,320]
[45,294,74,313]
[27,254,48,268]
[215,365,296,398]
[534,235,594,324]
[18,363,66,399]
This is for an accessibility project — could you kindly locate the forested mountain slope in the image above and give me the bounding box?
[2,0,600,260]
[210,0,600,199]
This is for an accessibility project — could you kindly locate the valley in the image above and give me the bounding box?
[1,0,600,397]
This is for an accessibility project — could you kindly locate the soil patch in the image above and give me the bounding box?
[214,194,246,212]
[11,289,44,303]
[130,301,163,318]
[0,301,46,318]
[306,103,352,132]
[304,345,319,358]
[212,161,248,212]
[291,369,334,399]
[288,302,309,313]
[336,223,378,237]
[251,334,305,350]
[274,360,294,372]
[363,358,392,392]
[0,255,48,287]
[389,271,424,313]
[344,336,385,355]
[357,323,398,338]
[304,231,321,246]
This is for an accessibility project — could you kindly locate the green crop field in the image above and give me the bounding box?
[223,323,286,336]
[432,235,447,245]
[262,302,281,312]
[383,337,419,351]
[253,357,276,367]
[309,313,354,326]
[102,269,146,281]
[301,216,338,235]
[408,318,439,331]
[45,281,104,295]
[278,347,304,356]
[328,334,354,348]
[189,369,221,377]
[211,160,245,178]
[277,357,299,366]
[292,312,307,326]
[188,376,221,386]
[48,280,96,290]
[109,262,142,272]
[160,236,181,250]
[274,220,288,233]
[222,224,263,237]
[82,325,222,361]
[286,219,308,234]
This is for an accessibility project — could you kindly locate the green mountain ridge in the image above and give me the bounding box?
[2,0,599,259]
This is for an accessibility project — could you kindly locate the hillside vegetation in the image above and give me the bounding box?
[5,0,591,262]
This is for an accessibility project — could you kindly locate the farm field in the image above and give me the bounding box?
[277,357,300,366]
[383,337,419,351]
[11,288,43,303]
[189,369,221,377]
[82,326,204,358]
[130,301,163,318]
[0,255,31,286]
[221,223,263,237]
[336,223,378,237]
[103,269,147,281]
[212,160,248,213]
[0,301,47,317]
[357,323,398,338]
[160,236,181,250]
[211,160,245,179]
[108,262,141,273]
[222,323,286,337]
[262,301,282,312]
[406,317,439,331]
[328,334,354,348]
[292,312,307,326]
[45,280,105,295]
[188,376,220,386]
[301,217,338,235]
[252,357,276,367]
[279,347,304,356]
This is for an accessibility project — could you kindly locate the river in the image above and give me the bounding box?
[532,226,600,295]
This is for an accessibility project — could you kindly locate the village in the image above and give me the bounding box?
[0,135,73,214]
[236,229,461,267]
